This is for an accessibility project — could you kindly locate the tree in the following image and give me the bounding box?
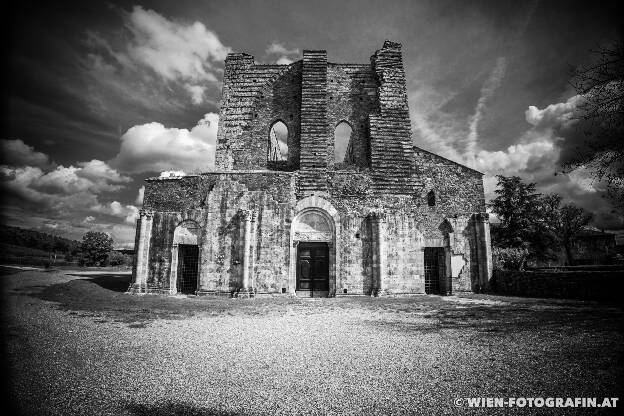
[489,176,542,249]
[489,176,591,264]
[567,41,624,208]
[81,231,113,266]
[553,204,593,265]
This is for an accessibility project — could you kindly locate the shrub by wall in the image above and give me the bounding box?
[492,269,624,301]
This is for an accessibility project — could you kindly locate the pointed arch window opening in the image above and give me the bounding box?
[268,121,289,162]
[334,121,355,167]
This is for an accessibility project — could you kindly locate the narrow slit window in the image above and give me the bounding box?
[268,121,288,162]
[427,190,436,207]
[334,121,353,164]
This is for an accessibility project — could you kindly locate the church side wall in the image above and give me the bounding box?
[413,147,485,213]
[413,147,486,291]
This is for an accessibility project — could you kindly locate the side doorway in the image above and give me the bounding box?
[177,244,199,294]
[424,247,447,295]
[296,242,329,297]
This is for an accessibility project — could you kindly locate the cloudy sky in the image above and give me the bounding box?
[3,0,623,247]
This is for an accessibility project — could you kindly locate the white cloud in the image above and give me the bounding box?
[136,186,145,205]
[0,139,50,168]
[78,159,129,184]
[125,6,230,79]
[475,139,558,174]
[183,83,206,105]
[276,56,294,65]
[266,42,299,56]
[0,144,139,244]
[30,160,130,195]
[266,42,299,65]
[92,201,139,224]
[466,57,507,160]
[111,112,218,173]
[412,85,620,231]
[1,159,130,207]
[1,165,101,212]
[525,95,583,129]
[87,6,230,105]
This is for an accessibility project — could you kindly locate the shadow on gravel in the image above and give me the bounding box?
[30,275,311,327]
[27,272,624,335]
[125,401,243,416]
[369,300,624,336]
[67,273,131,292]
[0,266,21,276]
[31,276,211,327]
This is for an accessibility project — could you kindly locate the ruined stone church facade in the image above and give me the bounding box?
[129,41,492,297]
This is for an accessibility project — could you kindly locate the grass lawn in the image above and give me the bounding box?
[2,268,623,415]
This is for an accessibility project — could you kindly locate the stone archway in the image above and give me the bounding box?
[170,220,200,294]
[289,196,340,297]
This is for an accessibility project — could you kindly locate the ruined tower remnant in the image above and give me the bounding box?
[129,41,493,297]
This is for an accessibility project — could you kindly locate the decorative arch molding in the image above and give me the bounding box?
[270,118,289,128]
[289,196,341,297]
[173,219,200,245]
[296,195,339,219]
[334,119,354,129]
[175,209,206,228]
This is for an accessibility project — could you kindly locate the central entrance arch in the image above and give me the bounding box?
[289,196,340,297]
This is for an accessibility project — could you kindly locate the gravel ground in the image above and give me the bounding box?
[2,268,623,415]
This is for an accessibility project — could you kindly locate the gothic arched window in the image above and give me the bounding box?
[268,121,288,162]
[334,121,353,164]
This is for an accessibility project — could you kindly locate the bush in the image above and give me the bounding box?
[108,251,124,266]
[81,231,113,266]
[493,247,528,271]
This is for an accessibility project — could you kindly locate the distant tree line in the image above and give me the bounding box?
[0,225,133,268]
[0,224,81,256]
[489,175,593,270]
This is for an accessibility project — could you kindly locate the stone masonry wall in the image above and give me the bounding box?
[368,41,415,194]
[413,147,485,214]
[142,173,295,293]
[326,64,379,168]
[214,41,430,197]
[134,41,491,297]
[215,54,301,170]
[141,172,484,294]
